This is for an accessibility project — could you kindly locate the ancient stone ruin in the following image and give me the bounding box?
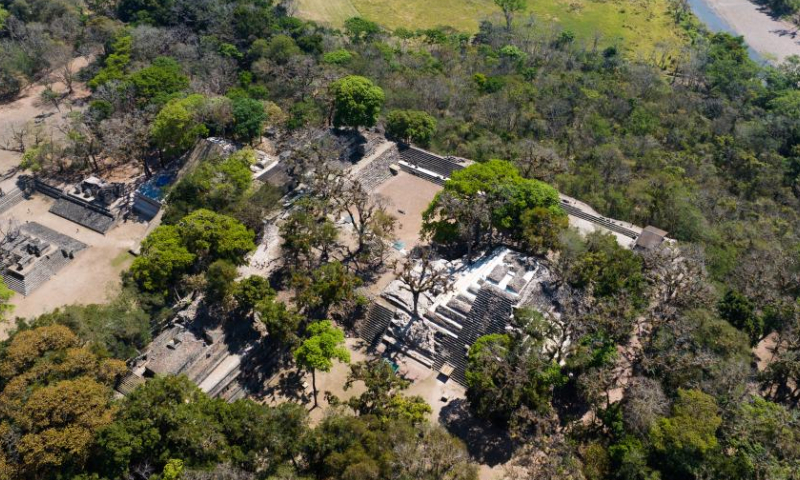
[361,248,553,385]
[0,222,87,295]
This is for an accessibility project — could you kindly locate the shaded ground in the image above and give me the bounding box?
[260,337,369,424]
[439,398,514,467]
[0,194,149,336]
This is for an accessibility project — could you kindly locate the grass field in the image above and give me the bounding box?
[294,0,360,26]
[294,0,686,56]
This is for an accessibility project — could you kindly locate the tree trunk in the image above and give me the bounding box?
[142,159,152,178]
[412,291,420,318]
[311,369,318,408]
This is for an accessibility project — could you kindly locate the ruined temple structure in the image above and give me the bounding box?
[49,176,128,233]
[120,302,259,401]
[19,174,129,234]
[0,222,87,295]
[360,248,553,386]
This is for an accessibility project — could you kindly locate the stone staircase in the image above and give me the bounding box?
[432,287,516,386]
[0,187,25,215]
[1,223,87,295]
[560,201,638,239]
[355,145,401,192]
[397,145,466,178]
[49,198,117,233]
[359,301,396,349]
[397,162,448,186]
[3,249,74,295]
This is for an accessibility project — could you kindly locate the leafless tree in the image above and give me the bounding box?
[335,179,397,259]
[99,112,153,176]
[0,122,43,153]
[513,139,566,181]
[622,376,669,437]
[397,248,452,318]
[392,425,478,480]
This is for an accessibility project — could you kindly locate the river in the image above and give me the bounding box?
[687,0,800,64]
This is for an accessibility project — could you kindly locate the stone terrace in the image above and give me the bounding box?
[361,248,549,386]
[0,222,87,295]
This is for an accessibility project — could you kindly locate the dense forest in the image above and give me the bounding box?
[1,0,799,478]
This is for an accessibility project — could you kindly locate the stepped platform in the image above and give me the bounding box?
[0,188,25,215]
[0,222,87,296]
[49,198,117,233]
[354,144,401,191]
[397,145,470,178]
[361,248,540,387]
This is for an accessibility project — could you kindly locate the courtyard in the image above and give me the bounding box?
[0,193,149,335]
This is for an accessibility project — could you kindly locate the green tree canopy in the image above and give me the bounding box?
[176,208,256,266]
[294,320,350,407]
[293,261,363,320]
[150,94,209,160]
[465,310,566,430]
[343,17,380,43]
[494,0,526,30]
[132,210,254,295]
[649,389,722,477]
[329,75,385,129]
[385,109,437,145]
[93,375,308,477]
[25,296,151,359]
[423,160,564,256]
[718,289,763,346]
[131,224,196,295]
[231,97,267,143]
[129,56,189,103]
[0,325,126,479]
[165,148,256,222]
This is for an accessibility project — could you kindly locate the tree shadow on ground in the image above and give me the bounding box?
[254,369,309,405]
[439,398,514,466]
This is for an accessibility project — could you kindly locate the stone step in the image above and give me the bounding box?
[0,188,25,215]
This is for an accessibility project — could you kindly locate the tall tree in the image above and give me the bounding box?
[494,0,526,30]
[294,320,350,408]
[397,249,451,318]
[329,75,385,129]
[385,110,437,145]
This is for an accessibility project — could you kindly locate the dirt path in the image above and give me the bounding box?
[698,0,800,63]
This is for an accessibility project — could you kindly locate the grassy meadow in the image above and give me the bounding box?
[293,0,687,56]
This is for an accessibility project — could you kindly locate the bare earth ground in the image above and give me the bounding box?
[0,195,149,337]
[702,0,800,62]
[0,56,93,186]
[261,337,369,424]
[372,171,441,249]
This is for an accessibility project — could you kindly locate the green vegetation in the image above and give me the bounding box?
[385,109,436,145]
[2,0,800,479]
[466,310,566,430]
[294,320,350,407]
[0,325,126,478]
[297,0,687,56]
[131,209,255,297]
[423,160,565,259]
[329,75,385,128]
